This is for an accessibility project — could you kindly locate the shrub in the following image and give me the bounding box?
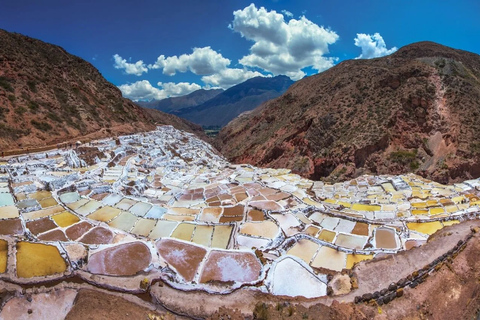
[0,77,13,92]
[31,119,52,131]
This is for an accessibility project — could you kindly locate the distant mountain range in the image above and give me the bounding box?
[217,41,480,183]
[138,88,224,113]
[0,29,203,151]
[139,75,294,127]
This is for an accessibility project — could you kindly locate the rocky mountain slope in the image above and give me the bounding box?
[0,29,202,151]
[174,75,294,127]
[137,88,223,113]
[217,42,480,183]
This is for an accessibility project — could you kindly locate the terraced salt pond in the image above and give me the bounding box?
[0,125,479,299]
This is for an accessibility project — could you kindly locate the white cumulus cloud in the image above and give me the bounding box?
[148,46,231,76]
[230,4,339,80]
[201,68,266,88]
[354,33,397,59]
[157,82,201,96]
[113,54,148,76]
[118,80,201,101]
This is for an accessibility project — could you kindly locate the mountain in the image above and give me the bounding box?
[217,41,480,183]
[137,88,223,113]
[0,29,203,152]
[173,75,294,127]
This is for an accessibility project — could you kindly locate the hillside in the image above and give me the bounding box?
[217,41,480,183]
[0,29,202,151]
[137,88,223,113]
[173,75,294,127]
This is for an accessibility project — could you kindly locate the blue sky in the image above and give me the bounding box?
[1,0,479,101]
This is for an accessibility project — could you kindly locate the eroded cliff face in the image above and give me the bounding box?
[217,41,480,183]
[0,29,201,151]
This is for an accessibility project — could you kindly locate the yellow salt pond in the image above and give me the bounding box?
[52,211,80,227]
[407,221,443,235]
[191,225,213,247]
[108,211,138,231]
[317,229,336,242]
[88,206,121,222]
[429,207,445,215]
[351,203,381,212]
[16,242,67,278]
[39,198,59,208]
[171,223,195,241]
[211,225,233,249]
[149,220,178,239]
[442,220,460,227]
[0,239,7,273]
[131,218,156,237]
[346,253,373,269]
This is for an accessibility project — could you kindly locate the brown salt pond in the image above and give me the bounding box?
[351,222,370,236]
[246,209,264,221]
[38,229,69,241]
[16,242,67,278]
[88,242,151,276]
[374,227,398,249]
[404,239,427,250]
[78,227,113,244]
[26,217,57,235]
[200,250,262,283]
[156,238,207,282]
[65,221,93,240]
[0,218,23,235]
[249,200,283,212]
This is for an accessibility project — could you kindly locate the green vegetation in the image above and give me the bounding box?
[203,125,221,137]
[14,106,27,115]
[0,77,13,92]
[390,149,420,170]
[31,120,52,131]
[28,101,39,112]
[7,94,16,103]
[47,112,62,123]
[253,302,269,320]
[27,80,37,93]
[0,123,29,139]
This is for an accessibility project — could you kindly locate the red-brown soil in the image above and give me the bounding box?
[0,29,204,153]
[217,41,480,184]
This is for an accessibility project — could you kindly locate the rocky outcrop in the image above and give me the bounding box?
[217,41,480,183]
